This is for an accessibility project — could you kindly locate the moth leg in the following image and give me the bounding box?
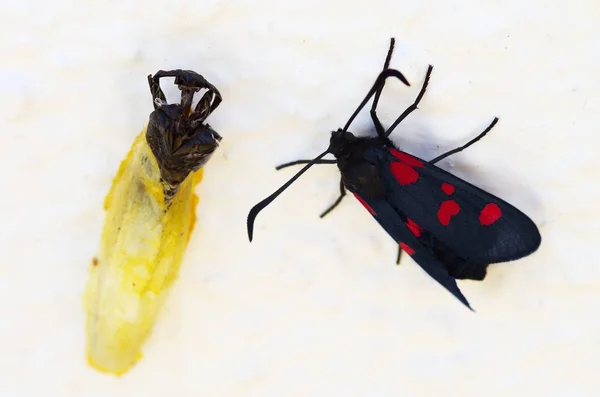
[382,65,434,139]
[320,178,347,218]
[275,159,337,170]
[370,38,396,137]
[429,118,499,164]
[396,246,403,265]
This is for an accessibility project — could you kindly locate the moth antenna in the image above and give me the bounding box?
[342,68,410,132]
[247,150,331,241]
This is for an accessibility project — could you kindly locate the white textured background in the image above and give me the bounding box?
[2,0,599,395]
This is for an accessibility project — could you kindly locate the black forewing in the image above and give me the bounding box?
[368,147,541,264]
[353,192,473,309]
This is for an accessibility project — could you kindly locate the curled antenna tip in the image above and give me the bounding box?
[379,68,410,87]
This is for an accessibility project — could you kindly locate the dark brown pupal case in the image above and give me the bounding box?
[146,70,222,202]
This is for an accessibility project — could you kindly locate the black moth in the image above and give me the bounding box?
[247,38,541,310]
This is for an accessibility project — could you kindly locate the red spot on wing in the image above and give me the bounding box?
[479,203,502,225]
[405,218,422,237]
[399,242,415,255]
[389,149,424,185]
[390,162,419,185]
[437,200,461,226]
[390,149,424,167]
[441,183,455,195]
[353,193,376,215]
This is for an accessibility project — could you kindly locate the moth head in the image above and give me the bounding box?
[329,128,357,157]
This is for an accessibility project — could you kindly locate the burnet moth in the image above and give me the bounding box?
[84,70,222,375]
[247,39,541,310]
